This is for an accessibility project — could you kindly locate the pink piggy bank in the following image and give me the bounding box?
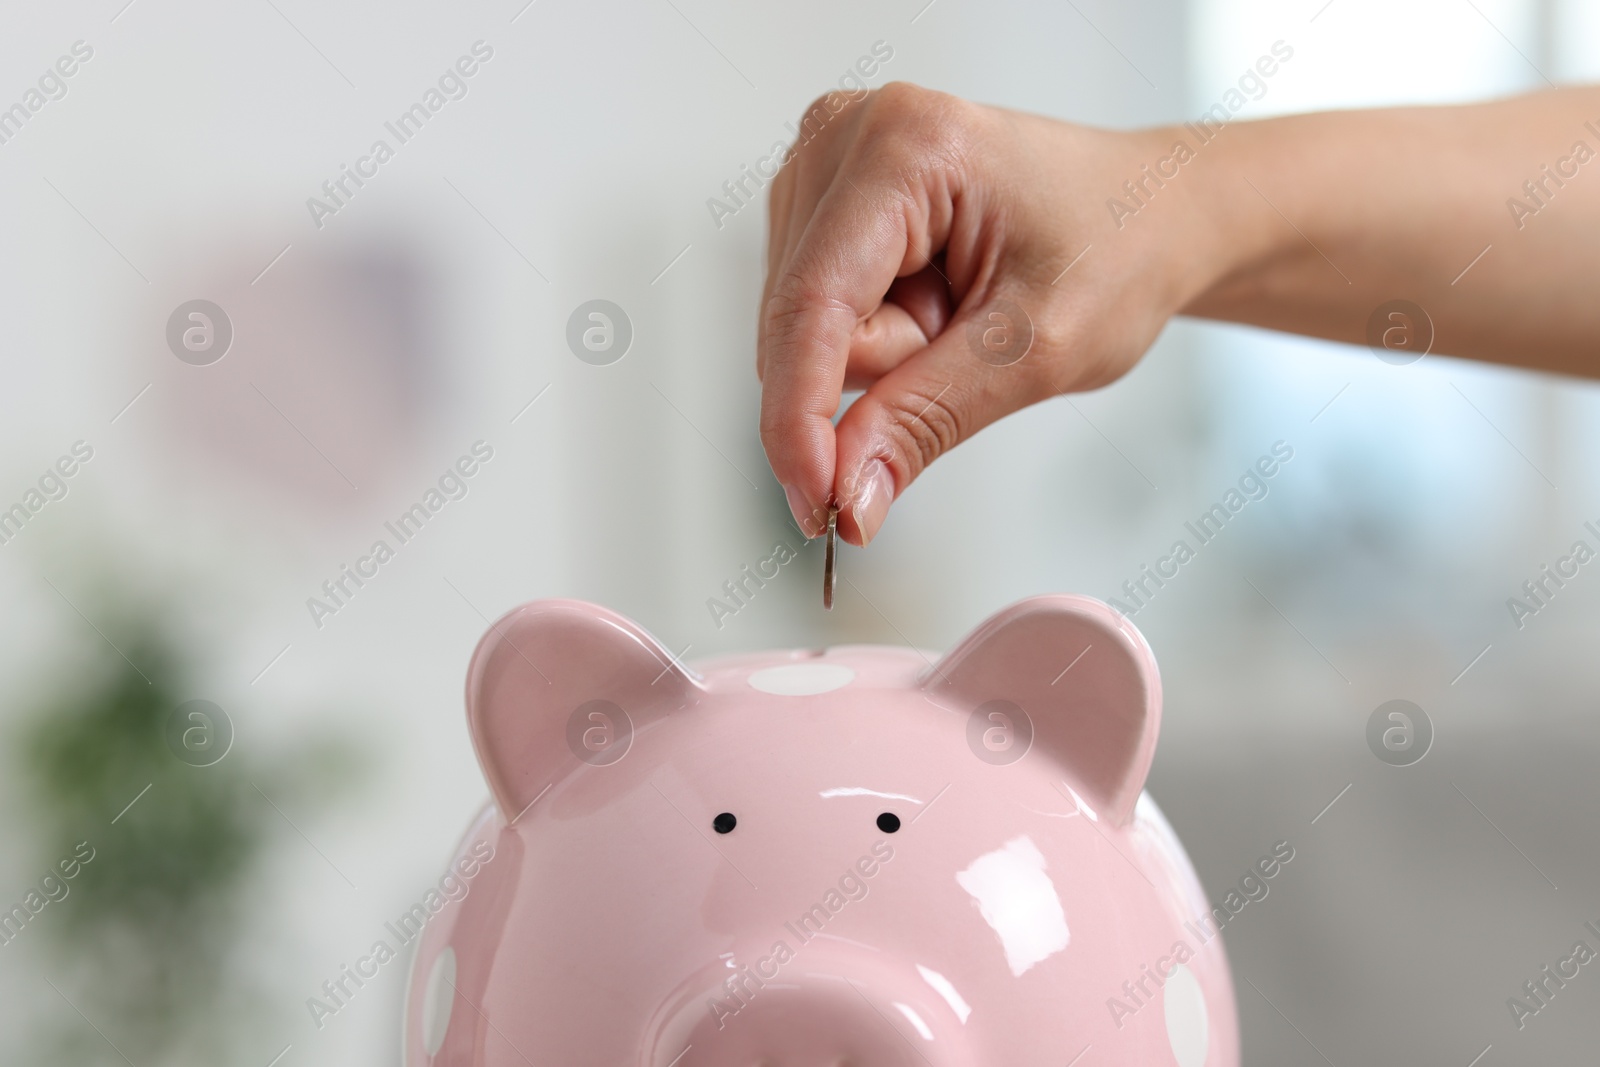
[403,595,1239,1066]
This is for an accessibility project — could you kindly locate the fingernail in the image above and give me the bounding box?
[783,483,820,538]
[850,460,896,545]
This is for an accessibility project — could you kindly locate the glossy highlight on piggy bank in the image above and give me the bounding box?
[403,595,1239,1066]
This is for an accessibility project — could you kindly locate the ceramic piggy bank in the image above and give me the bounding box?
[403,595,1239,1066]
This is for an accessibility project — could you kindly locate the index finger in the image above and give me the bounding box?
[758,169,916,536]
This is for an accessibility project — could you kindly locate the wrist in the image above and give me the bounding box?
[1153,117,1283,317]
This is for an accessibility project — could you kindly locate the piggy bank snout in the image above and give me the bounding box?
[644,945,977,1067]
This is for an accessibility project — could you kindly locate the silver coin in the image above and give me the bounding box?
[823,506,838,610]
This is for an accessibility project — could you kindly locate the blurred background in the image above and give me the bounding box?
[1,0,1597,1063]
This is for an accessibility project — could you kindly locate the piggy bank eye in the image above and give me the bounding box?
[876,812,901,834]
[713,812,737,834]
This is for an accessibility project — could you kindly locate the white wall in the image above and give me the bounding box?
[1,0,1597,1063]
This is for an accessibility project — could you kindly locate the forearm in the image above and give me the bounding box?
[1181,87,1600,376]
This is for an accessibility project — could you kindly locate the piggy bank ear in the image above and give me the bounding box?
[465,599,701,819]
[922,595,1160,826]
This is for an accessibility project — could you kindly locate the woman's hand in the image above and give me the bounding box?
[757,82,1227,545]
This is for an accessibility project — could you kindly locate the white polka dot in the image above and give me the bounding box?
[422,947,457,1056]
[747,662,855,695]
[1163,962,1209,1067]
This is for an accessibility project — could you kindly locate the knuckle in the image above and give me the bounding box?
[886,387,964,471]
[865,82,979,158]
[868,80,930,119]
[762,285,811,344]
[761,286,812,349]
[763,280,852,344]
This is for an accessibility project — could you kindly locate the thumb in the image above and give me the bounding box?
[832,296,1048,546]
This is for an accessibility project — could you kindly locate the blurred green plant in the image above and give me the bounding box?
[10,590,364,1065]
